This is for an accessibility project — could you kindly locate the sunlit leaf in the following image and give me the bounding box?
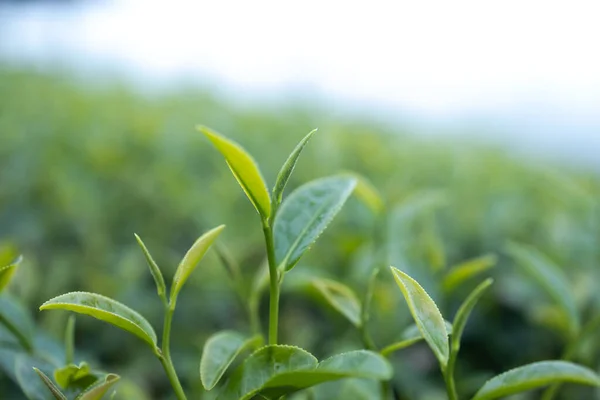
[40,292,157,350]
[350,173,384,215]
[0,293,35,351]
[34,367,68,400]
[218,346,391,400]
[134,234,167,302]
[54,362,94,389]
[199,126,271,219]
[272,129,318,208]
[274,175,357,271]
[442,254,497,292]
[505,242,580,336]
[200,331,262,390]
[312,278,361,327]
[381,321,453,357]
[75,374,120,400]
[170,225,225,305]
[390,267,449,366]
[451,279,493,354]
[0,254,21,292]
[472,361,600,400]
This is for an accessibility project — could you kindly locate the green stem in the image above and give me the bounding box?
[263,223,280,345]
[159,303,187,400]
[443,349,459,400]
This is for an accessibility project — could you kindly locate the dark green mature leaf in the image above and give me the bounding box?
[199,126,272,220]
[272,129,318,208]
[16,355,57,400]
[451,279,493,354]
[442,254,497,292]
[381,321,453,357]
[390,267,449,366]
[134,234,167,301]
[75,374,120,400]
[200,331,262,390]
[312,278,361,327]
[170,225,225,305]
[0,254,22,292]
[218,346,391,400]
[506,242,580,336]
[40,292,157,349]
[472,361,600,400]
[274,175,357,271]
[34,368,68,400]
[0,293,35,351]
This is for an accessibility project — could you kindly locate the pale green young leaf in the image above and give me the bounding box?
[65,315,76,365]
[200,331,262,390]
[34,368,68,400]
[134,234,166,302]
[390,267,449,366]
[40,292,157,350]
[472,361,600,400]
[381,321,453,357]
[312,278,362,327]
[75,374,120,400]
[505,242,580,336]
[442,255,497,292]
[274,175,357,271]
[272,129,318,208]
[0,254,22,292]
[451,279,493,353]
[170,225,225,305]
[199,126,271,219]
[0,294,35,351]
[351,174,384,215]
[54,362,92,389]
[218,346,391,400]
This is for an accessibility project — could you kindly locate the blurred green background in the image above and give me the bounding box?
[1,65,600,399]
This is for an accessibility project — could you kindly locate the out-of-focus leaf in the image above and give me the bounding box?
[381,321,453,357]
[472,361,600,400]
[170,225,225,305]
[0,254,22,292]
[451,279,493,354]
[64,315,75,365]
[16,355,56,400]
[134,234,167,302]
[40,292,157,350]
[506,242,580,336]
[75,374,120,400]
[442,255,497,292]
[272,129,318,208]
[351,173,384,214]
[274,175,357,271]
[390,267,449,366]
[200,331,262,390]
[312,278,361,327]
[0,293,35,351]
[199,126,271,220]
[34,367,68,400]
[218,346,391,400]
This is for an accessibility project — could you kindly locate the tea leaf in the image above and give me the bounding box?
[451,279,493,353]
[200,331,262,390]
[199,126,271,220]
[17,356,58,400]
[390,267,449,366]
[75,374,120,400]
[65,315,76,365]
[274,175,357,271]
[312,278,362,327]
[54,362,92,389]
[0,255,22,292]
[134,234,167,302]
[170,225,225,305]
[34,368,68,400]
[505,242,580,336]
[40,292,157,350]
[272,129,318,208]
[349,173,384,215]
[218,346,391,400]
[0,294,34,351]
[442,254,497,292]
[472,361,600,400]
[381,321,453,357]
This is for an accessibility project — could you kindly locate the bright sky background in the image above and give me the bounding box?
[1,0,599,162]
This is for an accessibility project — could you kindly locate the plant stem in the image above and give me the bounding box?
[443,350,459,400]
[263,223,280,345]
[159,303,187,400]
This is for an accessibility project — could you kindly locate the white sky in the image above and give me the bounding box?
[1,0,599,161]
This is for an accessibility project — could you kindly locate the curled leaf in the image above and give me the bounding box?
[312,278,361,327]
[75,374,120,400]
[451,279,493,354]
[0,255,22,292]
[134,234,167,302]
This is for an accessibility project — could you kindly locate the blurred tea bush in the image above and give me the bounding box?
[1,67,599,399]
